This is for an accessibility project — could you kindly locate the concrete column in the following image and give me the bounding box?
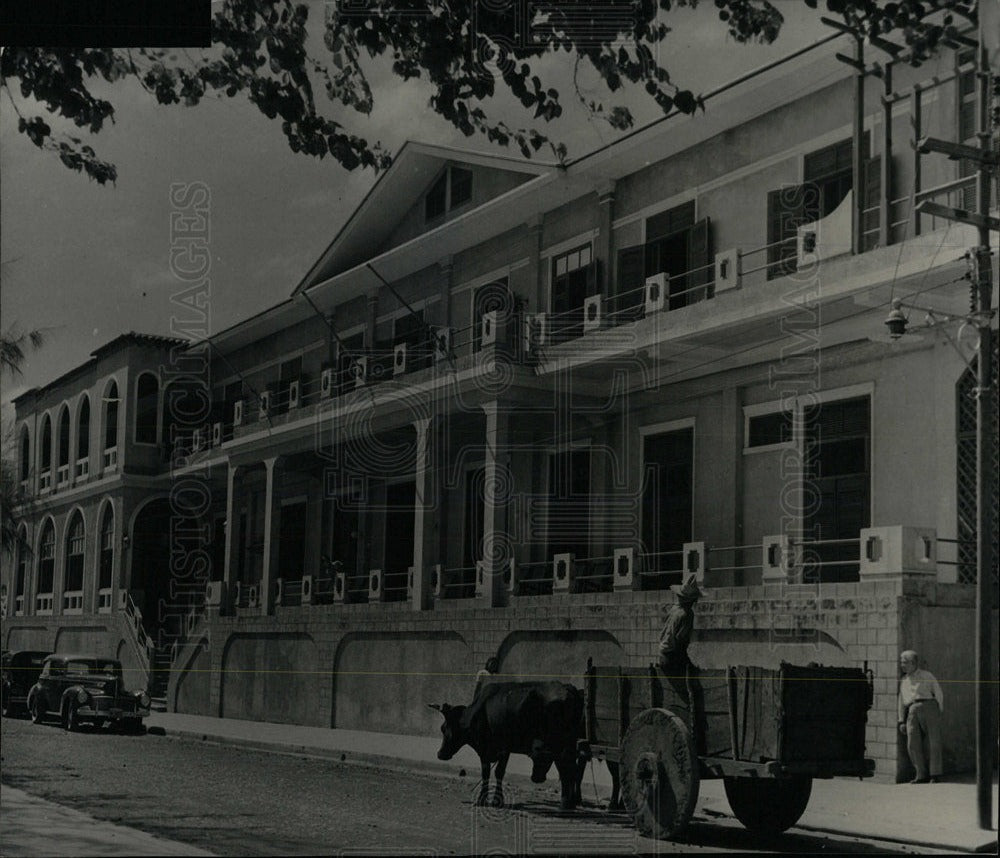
[438,257,454,328]
[411,417,436,610]
[481,401,511,607]
[52,514,65,616]
[527,217,544,313]
[597,182,616,295]
[365,293,379,350]
[261,457,281,614]
[222,463,240,593]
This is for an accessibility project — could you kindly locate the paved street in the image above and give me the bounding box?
[1,717,968,856]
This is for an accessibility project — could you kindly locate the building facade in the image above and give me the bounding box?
[3,36,997,780]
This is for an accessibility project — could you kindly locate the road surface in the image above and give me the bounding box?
[0,717,955,855]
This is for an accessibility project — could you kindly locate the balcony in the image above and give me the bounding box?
[103,447,118,471]
[35,593,53,614]
[74,457,89,480]
[97,587,113,613]
[39,471,51,492]
[56,464,70,488]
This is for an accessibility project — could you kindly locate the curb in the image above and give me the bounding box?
[150,725,998,854]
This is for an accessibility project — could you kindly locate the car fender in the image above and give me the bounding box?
[26,685,43,712]
[60,685,89,712]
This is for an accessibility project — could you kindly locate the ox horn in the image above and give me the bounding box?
[426,703,442,712]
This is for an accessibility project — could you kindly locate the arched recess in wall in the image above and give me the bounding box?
[332,630,470,735]
[39,414,52,485]
[127,496,172,638]
[36,517,56,602]
[63,508,86,606]
[496,629,624,683]
[18,424,30,482]
[14,524,29,611]
[219,632,321,726]
[102,379,120,458]
[76,394,90,474]
[134,372,159,444]
[161,376,211,456]
[96,500,115,609]
[56,404,71,479]
[173,637,212,716]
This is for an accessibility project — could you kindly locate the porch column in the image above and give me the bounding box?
[261,457,281,614]
[411,417,436,610]
[53,515,65,616]
[481,401,511,607]
[438,257,454,329]
[222,463,240,593]
[527,217,544,313]
[597,182,615,295]
[365,293,379,349]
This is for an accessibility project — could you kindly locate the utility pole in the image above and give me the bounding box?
[913,21,997,832]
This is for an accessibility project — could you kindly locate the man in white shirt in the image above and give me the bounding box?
[898,650,944,784]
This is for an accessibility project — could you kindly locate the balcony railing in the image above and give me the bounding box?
[103,447,118,471]
[97,587,113,613]
[39,471,51,492]
[14,594,24,615]
[75,457,89,480]
[57,464,70,487]
[63,590,84,612]
[35,592,53,614]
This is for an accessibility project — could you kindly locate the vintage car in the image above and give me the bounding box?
[26,654,150,733]
[1,650,50,717]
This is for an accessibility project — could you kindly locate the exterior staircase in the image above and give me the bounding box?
[148,646,172,711]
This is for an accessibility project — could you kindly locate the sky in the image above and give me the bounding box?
[0,1,829,429]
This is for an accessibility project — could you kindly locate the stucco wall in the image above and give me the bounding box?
[333,630,470,735]
[173,639,213,716]
[220,632,322,725]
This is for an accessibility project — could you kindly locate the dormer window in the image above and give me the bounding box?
[425,167,473,222]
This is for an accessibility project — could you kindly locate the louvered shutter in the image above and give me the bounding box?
[616,245,645,319]
[767,186,806,279]
[685,217,712,303]
[862,156,881,251]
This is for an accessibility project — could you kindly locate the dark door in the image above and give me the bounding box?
[803,397,870,583]
[642,428,694,587]
[384,481,415,601]
[547,449,591,561]
[278,501,307,580]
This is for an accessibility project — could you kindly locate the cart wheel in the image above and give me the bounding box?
[620,707,699,840]
[723,775,812,834]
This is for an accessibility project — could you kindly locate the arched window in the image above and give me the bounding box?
[37,520,55,604]
[104,381,119,453]
[77,395,90,465]
[18,426,30,482]
[57,406,70,483]
[99,505,115,607]
[135,373,159,444]
[15,525,28,612]
[65,513,85,605]
[39,415,52,490]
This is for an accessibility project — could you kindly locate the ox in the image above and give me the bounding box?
[429,681,587,809]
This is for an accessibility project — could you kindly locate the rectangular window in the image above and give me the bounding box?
[550,243,594,341]
[747,411,794,448]
[425,166,473,222]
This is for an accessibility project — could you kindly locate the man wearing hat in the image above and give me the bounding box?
[658,573,702,686]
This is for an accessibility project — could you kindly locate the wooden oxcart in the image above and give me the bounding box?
[584,659,875,838]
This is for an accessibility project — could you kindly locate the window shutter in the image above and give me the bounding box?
[586,259,602,296]
[646,200,695,242]
[686,217,712,302]
[616,244,645,317]
[767,186,805,279]
[862,156,881,251]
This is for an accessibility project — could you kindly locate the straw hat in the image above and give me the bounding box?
[673,573,703,602]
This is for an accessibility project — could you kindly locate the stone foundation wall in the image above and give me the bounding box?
[173,579,914,777]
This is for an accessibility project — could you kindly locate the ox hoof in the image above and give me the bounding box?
[475,791,489,807]
[491,791,505,808]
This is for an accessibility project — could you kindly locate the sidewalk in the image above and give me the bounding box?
[146,711,999,853]
[0,784,213,857]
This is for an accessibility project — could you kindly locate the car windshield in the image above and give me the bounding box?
[65,660,122,678]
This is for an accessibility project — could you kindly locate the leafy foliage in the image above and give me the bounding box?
[0,0,979,182]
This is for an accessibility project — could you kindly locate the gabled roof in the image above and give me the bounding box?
[291,141,557,295]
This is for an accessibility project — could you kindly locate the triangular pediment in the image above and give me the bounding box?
[293,142,554,294]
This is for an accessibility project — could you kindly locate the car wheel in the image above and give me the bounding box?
[122,718,145,735]
[65,701,82,732]
[29,696,45,725]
